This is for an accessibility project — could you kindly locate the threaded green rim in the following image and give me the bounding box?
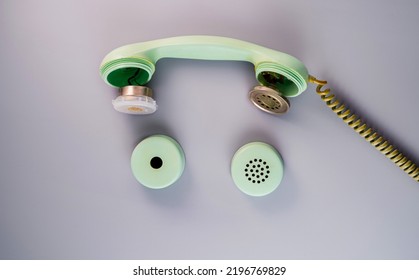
[255,62,307,97]
[100,57,155,87]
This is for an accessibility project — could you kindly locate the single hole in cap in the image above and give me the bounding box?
[150,156,163,169]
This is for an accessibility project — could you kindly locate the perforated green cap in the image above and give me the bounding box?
[131,135,185,189]
[231,142,284,196]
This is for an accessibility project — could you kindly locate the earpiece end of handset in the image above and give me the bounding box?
[112,86,157,115]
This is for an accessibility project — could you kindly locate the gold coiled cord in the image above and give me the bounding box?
[308,75,419,183]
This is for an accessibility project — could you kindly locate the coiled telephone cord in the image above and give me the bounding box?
[308,75,419,183]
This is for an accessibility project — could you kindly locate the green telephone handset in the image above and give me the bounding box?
[99,36,419,184]
[100,36,308,114]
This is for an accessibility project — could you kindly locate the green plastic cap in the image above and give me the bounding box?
[231,142,284,196]
[131,135,185,189]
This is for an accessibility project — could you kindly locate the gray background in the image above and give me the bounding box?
[1,0,419,259]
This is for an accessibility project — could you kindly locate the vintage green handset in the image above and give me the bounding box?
[100,35,419,187]
[100,36,308,115]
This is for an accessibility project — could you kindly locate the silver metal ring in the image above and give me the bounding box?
[120,85,153,97]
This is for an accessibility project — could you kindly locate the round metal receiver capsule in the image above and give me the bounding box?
[249,86,290,115]
[112,85,157,114]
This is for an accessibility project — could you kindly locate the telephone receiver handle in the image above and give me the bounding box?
[100,36,309,98]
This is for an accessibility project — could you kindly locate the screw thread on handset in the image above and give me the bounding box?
[309,75,419,183]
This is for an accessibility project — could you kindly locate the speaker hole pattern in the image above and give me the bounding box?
[244,159,270,184]
[256,94,281,111]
